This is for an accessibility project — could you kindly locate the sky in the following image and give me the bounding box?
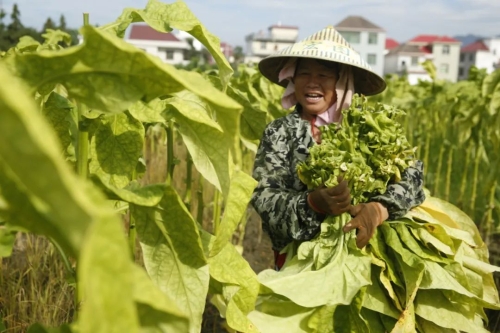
[1,0,500,49]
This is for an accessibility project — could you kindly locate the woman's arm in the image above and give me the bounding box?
[369,160,426,220]
[250,123,324,251]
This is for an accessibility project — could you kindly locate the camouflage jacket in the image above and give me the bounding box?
[250,108,426,252]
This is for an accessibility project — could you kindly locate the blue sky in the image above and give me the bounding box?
[2,0,499,48]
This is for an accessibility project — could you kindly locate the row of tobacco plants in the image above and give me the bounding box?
[0,1,284,332]
[370,64,500,247]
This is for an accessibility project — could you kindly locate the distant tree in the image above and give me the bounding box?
[0,8,7,50]
[233,46,244,64]
[42,17,56,32]
[6,4,23,44]
[58,14,67,30]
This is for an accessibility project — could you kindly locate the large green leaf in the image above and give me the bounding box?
[128,99,168,124]
[0,224,16,257]
[42,92,73,156]
[482,69,500,98]
[209,243,260,333]
[132,186,209,333]
[415,290,489,333]
[89,112,145,189]
[96,179,166,207]
[4,25,240,115]
[210,170,256,257]
[164,92,231,195]
[227,85,267,141]
[132,265,189,332]
[78,208,139,333]
[100,0,233,88]
[0,63,96,256]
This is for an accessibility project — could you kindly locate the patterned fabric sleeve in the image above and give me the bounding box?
[369,160,426,220]
[250,122,324,251]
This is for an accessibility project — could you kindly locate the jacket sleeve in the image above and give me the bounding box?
[250,124,324,251]
[369,160,426,220]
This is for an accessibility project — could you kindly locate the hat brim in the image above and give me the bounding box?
[258,55,387,96]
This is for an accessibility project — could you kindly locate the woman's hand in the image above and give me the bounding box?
[307,178,351,215]
[343,202,389,248]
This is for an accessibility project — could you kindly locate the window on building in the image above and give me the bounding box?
[368,33,378,44]
[460,53,465,62]
[411,56,419,66]
[469,53,474,62]
[442,45,450,55]
[494,49,497,56]
[340,31,360,44]
[166,50,174,60]
[260,41,267,50]
[183,50,189,60]
[459,67,464,77]
[439,63,449,73]
[367,53,377,65]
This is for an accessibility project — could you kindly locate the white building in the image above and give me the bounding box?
[126,24,190,66]
[385,35,461,84]
[335,16,386,77]
[384,43,434,84]
[459,37,500,80]
[245,24,298,64]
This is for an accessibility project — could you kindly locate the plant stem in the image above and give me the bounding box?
[197,176,204,226]
[433,142,446,197]
[469,143,482,217]
[76,102,89,179]
[481,180,497,245]
[166,120,175,184]
[212,190,222,234]
[184,154,193,211]
[128,210,136,261]
[458,142,472,208]
[444,147,454,201]
[423,135,431,176]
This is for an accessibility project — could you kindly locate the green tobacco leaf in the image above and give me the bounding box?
[89,112,145,189]
[100,0,233,88]
[165,93,231,196]
[128,99,168,124]
[248,298,315,333]
[132,186,209,333]
[415,290,489,333]
[333,289,370,333]
[42,92,73,155]
[258,248,371,308]
[308,305,336,333]
[209,242,260,333]
[482,69,500,98]
[15,36,41,53]
[0,63,100,256]
[96,179,166,207]
[210,170,256,257]
[490,78,500,116]
[227,85,267,141]
[41,29,72,47]
[0,224,16,257]
[5,25,240,115]
[363,268,400,320]
[78,205,139,333]
[132,265,189,332]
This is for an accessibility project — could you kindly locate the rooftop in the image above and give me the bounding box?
[409,35,460,44]
[128,24,180,42]
[335,16,384,32]
[461,40,490,52]
[386,38,399,50]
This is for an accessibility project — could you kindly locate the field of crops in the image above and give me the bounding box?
[0,0,499,332]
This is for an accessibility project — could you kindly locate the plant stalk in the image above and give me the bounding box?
[444,147,454,201]
[458,142,472,208]
[212,190,222,234]
[166,120,175,184]
[184,154,193,211]
[433,142,446,197]
[469,144,482,216]
[197,176,205,226]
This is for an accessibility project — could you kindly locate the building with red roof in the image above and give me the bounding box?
[385,38,399,52]
[245,23,299,64]
[459,38,500,80]
[126,24,191,66]
[384,34,461,84]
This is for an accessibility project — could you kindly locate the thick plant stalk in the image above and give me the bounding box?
[444,147,454,201]
[166,120,175,183]
[433,142,446,197]
[481,180,497,244]
[76,102,89,179]
[212,190,222,234]
[423,135,431,176]
[469,144,483,216]
[458,143,472,208]
[196,176,204,226]
[183,154,193,211]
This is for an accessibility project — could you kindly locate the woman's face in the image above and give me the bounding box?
[293,59,338,116]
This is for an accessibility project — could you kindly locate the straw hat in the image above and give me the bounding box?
[258,25,386,96]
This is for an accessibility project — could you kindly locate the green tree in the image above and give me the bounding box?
[233,45,244,64]
[42,17,56,32]
[58,14,67,30]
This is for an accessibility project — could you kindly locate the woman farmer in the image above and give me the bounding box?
[250,26,426,270]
